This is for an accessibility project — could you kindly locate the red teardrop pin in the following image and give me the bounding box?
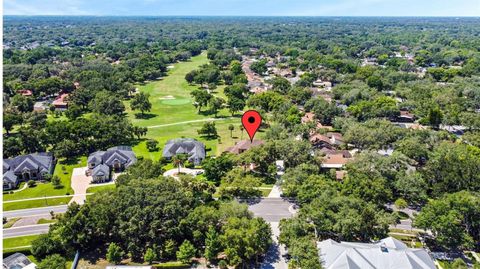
[241,110,262,142]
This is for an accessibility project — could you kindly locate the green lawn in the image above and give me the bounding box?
[127,52,261,158]
[3,157,86,201]
[86,184,116,193]
[3,218,20,228]
[3,197,71,211]
[3,235,39,250]
[37,218,58,224]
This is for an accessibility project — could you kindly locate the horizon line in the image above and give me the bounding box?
[4,15,480,18]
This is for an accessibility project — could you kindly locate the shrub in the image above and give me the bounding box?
[27,180,36,188]
[395,198,408,209]
[106,242,124,264]
[37,254,66,269]
[146,139,159,152]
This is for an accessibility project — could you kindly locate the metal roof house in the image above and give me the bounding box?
[87,146,136,183]
[162,138,205,165]
[317,237,436,269]
[3,152,55,190]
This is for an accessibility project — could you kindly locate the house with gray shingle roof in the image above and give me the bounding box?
[3,152,55,190]
[87,146,136,183]
[163,138,205,165]
[3,252,37,269]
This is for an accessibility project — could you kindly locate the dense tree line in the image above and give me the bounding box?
[32,162,271,267]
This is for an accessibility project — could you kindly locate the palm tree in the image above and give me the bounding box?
[172,154,188,174]
[228,124,235,138]
[239,125,244,140]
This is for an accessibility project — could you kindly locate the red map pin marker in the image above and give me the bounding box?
[242,110,262,142]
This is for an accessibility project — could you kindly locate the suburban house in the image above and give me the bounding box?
[163,138,206,165]
[327,132,344,146]
[17,89,33,96]
[225,140,265,154]
[317,237,436,269]
[52,93,69,110]
[3,252,37,269]
[310,133,333,149]
[34,101,50,111]
[87,146,137,183]
[302,112,334,130]
[397,110,416,122]
[321,150,352,169]
[3,152,55,190]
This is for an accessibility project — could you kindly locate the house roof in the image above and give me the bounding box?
[3,252,35,269]
[310,134,332,145]
[52,93,69,106]
[225,140,265,154]
[3,153,54,174]
[321,153,351,168]
[92,164,110,177]
[302,112,315,124]
[87,146,136,167]
[3,170,19,184]
[163,138,205,163]
[17,89,32,96]
[400,111,415,119]
[317,237,436,269]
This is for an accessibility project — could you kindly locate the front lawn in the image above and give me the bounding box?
[3,157,86,201]
[3,197,72,211]
[86,184,116,193]
[3,235,39,250]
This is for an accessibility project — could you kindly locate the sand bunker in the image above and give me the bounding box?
[159,95,175,100]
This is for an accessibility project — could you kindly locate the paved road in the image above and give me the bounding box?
[247,198,296,222]
[261,222,288,269]
[246,198,296,269]
[3,224,51,238]
[147,117,234,129]
[3,205,68,219]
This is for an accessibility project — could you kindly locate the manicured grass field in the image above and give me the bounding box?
[3,235,39,250]
[3,157,86,201]
[3,196,71,211]
[86,184,116,193]
[128,52,264,158]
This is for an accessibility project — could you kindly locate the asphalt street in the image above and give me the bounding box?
[3,205,68,219]
[247,198,296,222]
[3,223,51,238]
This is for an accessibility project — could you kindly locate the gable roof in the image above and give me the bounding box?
[3,170,19,185]
[3,252,35,269]
[92,164,110,177]
[163,138,205,159]
[3,153,54,174]
[317,237,436,269]
[225,140,264,154]
[87,146,136,167]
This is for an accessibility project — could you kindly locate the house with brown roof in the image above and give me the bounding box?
[52,93,69,110]
[310,133,333,149]
[17,89,33,96]
[225,140,265,154]
[321,152,352,169]
[397,110,415,122]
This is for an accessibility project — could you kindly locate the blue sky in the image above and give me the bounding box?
[4,0,480,16]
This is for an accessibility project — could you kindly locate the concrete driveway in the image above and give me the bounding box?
[70,167,91,205]
[163,168,204,179]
